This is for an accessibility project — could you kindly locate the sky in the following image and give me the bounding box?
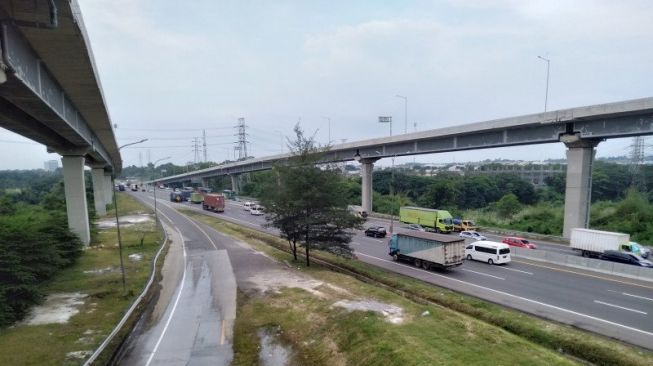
[1,0,652,169]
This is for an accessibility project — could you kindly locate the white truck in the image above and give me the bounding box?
[570,228,634,257]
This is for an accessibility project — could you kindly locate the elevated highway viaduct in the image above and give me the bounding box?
[0,0,120,244]
[153,97,653,238]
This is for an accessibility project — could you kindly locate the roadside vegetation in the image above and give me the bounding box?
[183,209,653,366]
[260,124,364,266]
[0,192,164,365]
[231,160,653,243]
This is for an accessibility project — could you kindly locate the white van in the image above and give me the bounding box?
[243,201,254,210]
[465,240,511,265]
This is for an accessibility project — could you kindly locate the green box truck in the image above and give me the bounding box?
[399,206,454,233]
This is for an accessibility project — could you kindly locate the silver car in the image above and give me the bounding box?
[459,230,487,241]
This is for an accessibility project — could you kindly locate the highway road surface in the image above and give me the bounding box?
[144,190,653,350]
[118,193,291,364]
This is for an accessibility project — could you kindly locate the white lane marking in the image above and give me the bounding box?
[355,252,653,338]
[497,266,533,275]
[158,199,234,345]
[461,268,505,280]
[143,197,229,345]
[608,289,653,302]
[621,292,653,302]
[593,300,648,315]
[146,223,187,366]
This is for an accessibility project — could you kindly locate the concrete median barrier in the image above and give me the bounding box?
[511,247,653,283]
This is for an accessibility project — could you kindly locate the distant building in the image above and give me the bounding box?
[44,159,59,172]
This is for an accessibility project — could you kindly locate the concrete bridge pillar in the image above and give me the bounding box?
[359,158,379,214]
[91,167,107,216]
[202,177,210,189]
[61,155,91,245]
[103,172,113,204]
[230,174,240,194]
[562,137,600,238]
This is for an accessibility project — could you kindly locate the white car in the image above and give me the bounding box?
[459,230,487,241]
[250,206,264,215]
[243,201,253,210]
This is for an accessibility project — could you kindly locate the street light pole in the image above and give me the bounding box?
[537,56,550,112]
[114,138,148,295]
[389,155,396,235]
[322,117,331,144]
[152,156,171,228]
[395,95,407,134]
[273,130,284,154]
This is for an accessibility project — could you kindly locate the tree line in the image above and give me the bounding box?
[0,171,87,327]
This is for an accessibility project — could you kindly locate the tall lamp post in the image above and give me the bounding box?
[537,56,550,112]
[152,156,171,228]
[395,95,407,134]
[273,130,284,154]
[378,116,396,233]
[322,116,331,144]
[113,138,148,295]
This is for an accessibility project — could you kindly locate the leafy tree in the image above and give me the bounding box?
[260,124,363,266]
[418,179,458,209]
[494,193,521,218]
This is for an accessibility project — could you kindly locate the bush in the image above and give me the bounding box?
[0,208,82,327]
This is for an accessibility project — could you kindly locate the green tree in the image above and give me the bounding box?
[260,124,363,266]
[495,193,522,218]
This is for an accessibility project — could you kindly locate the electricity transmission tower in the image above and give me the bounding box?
[202,129,208,162]
[235,117,249,160]
[629,136,647,191]
[192,137,201,166]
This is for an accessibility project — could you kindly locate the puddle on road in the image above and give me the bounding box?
[24,293,87,325]
[258,328,293,366]
[96,214,153,229]
[332,299,404,324]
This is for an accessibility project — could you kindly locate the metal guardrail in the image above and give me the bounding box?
[511,247,653,283]
[84,222,170,365]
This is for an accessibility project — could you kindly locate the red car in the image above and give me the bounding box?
[502,236,537,249]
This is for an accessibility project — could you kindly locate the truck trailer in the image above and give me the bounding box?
[570,228,640,257]
[388,231,465,270]
[399,206,454,233]
[202,193,225,212]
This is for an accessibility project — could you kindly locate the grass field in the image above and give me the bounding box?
[181,210,653,366]
[0,193,164,365]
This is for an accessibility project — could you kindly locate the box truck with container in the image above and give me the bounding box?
[388,231,465,270]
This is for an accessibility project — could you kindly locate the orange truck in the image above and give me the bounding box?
[453,219,477,232]
[202,193,225,212]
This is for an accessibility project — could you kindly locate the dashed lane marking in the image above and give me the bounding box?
[593,300,647,315]
[355,252,653,338]
[461,268,505,280]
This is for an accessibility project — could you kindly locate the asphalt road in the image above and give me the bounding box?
[119,192,288,365]
[149,191,653,350]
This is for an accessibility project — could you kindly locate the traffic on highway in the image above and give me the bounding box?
[142,188,653,350]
